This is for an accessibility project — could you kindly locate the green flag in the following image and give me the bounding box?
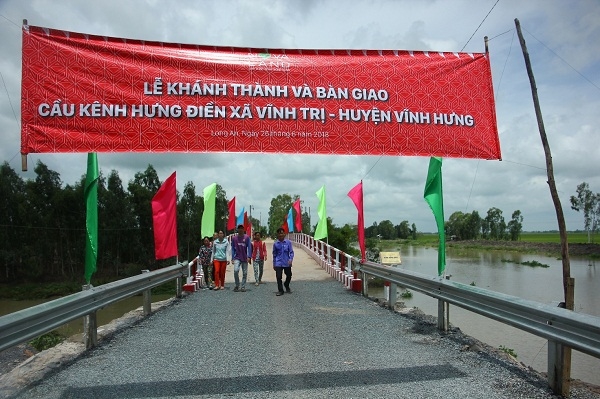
[314,185,328,240]
[84,153,99,284]
[201,183,217,238]
[424,157,446,276]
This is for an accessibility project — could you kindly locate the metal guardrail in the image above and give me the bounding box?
[0,262,189,352]
[288,232,600,394]
[358,260,600,359]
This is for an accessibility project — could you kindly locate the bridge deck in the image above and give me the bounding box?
[7,242,577,398]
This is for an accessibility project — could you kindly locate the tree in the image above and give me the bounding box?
[447,211,481,240]
[485,207,506,240]
[27,161,65,278]
[0,163,27,281]
[365,221,378,239]
[507,210,524,241]
[178,181,203,260]
[570,182,598,243]
[127,165,161,267]
[410,223,417,240]
[446,211,466,240]
[102,170,134,276]
[378,220,396,239]
[267,193,297,236]
[464,211,482,240]
[395,220,410,239]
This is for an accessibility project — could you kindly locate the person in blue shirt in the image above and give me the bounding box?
[272,227,294,296]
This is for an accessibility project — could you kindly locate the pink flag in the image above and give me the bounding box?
[227,197,237,231]
[348,181,365,262]
[152,172,178,260]
[293,199,303,232]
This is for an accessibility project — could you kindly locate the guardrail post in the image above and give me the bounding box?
[362,271,368,296]
[389,282,397,310]
[437,275,450,331]
[176,274,183,298]
[548,341,571,395]
[82,284,97,349]
[141,269,151,316]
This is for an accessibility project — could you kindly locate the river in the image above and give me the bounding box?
[0,294,173,338]
[369,245,599,386]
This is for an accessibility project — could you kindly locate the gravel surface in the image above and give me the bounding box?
[3,242,599,399]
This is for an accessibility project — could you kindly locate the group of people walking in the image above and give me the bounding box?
[196,225,294,296]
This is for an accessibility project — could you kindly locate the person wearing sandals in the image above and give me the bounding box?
[273,227,294,296]
[211,230,230,290]
[251,231,267,285]
[231,224,252,292]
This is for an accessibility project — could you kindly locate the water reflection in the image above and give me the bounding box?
[372,245,600,386]
[0,294,172,337]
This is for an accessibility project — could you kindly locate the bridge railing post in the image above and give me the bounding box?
[437,275,450,331]
[142,269,151,316]
[176,274,183,298]
[82,283,97,349]
[548,341,571,394]
[389,282,398,310]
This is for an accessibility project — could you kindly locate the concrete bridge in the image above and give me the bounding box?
[2,241,594,399]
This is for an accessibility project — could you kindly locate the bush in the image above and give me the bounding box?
[29,331,64,351]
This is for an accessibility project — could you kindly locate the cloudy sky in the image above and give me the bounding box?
[1,0,599,233]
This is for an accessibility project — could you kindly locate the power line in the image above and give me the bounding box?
[0,71,20,129]
[523,27,600,92]
[0,13,20,29]
[461,0,501,52]
[362,155,382,181]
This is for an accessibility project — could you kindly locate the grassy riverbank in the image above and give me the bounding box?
[376,232,600,258]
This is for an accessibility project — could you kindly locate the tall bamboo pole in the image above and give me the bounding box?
[515,18,574,396]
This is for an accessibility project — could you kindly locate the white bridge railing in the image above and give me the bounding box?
[289,232,600,394]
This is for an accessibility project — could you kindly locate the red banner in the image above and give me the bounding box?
[21,25,500,159]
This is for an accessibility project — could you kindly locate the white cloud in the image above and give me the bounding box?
[1,0,599,233]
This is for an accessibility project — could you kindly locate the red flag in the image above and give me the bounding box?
[227,197,236,231]
[281,215,289,234]
[348,181,365,262]
[244,211,252,238]
[293,199,302,232]
[152,172,178,260]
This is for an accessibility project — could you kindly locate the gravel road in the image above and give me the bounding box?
[3,241,599,399]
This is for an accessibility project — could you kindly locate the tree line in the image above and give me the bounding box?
[7,159,575,285]
[0,161,231,283]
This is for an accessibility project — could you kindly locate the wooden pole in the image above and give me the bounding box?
[21,20,28,172]
[515,18,574,396]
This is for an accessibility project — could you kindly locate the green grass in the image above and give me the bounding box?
[375,232,592,250]
[519,232,590,244]
[499,345,517,358]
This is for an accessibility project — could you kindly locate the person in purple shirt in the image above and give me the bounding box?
[231,224,252,292]
[272,227,294,296]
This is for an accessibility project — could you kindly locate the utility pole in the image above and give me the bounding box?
[515,18,573,396]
